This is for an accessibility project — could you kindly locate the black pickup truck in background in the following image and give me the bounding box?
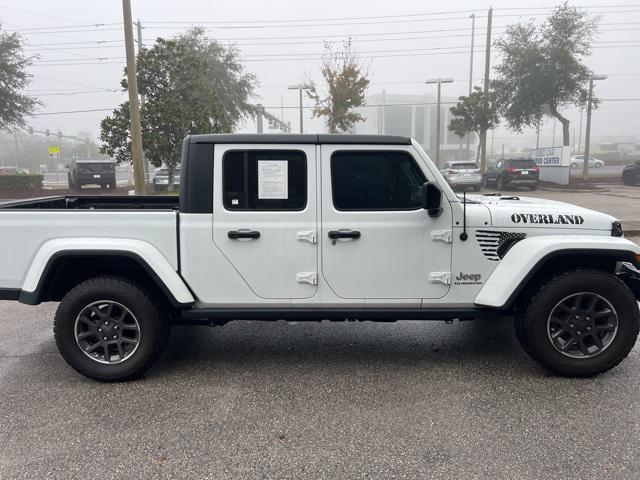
[67,159,116,190]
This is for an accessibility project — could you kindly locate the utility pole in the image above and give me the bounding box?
[467,13,475,156]
[135,18,151,182]
[426,78,454,168]
[122,0,146,194]
[479,7,492,175]
[583,74,608,181]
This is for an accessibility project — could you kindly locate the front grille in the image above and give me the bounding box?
[476,230,527,261]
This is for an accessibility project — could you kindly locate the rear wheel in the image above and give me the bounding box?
[515,270,639,377]
[54,276,170,382]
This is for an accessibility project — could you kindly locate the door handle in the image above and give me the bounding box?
[228,230,260,240]
[328,230,361,240]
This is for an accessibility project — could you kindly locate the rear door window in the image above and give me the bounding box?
[223,150,307,211]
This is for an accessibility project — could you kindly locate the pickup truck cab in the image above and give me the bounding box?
[1,134,639,381]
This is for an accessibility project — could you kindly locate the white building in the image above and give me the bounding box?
[353,92,477,163]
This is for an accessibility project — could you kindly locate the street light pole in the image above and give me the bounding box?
[426,78,454,168]
[467,13,475,155]
[583,74,607,181]
[288,84,310,133]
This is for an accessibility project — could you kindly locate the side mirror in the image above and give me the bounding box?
[422,182,443,217]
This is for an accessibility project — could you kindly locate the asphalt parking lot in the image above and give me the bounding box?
[1,185,640,479]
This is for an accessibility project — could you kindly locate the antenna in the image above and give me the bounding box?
[460,191,468,241]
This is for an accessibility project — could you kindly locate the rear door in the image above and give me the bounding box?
[212,144,318,300]
[320,145,452,304]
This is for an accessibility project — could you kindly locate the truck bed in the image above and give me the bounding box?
[0,195,179,210]
[0,196,180,290]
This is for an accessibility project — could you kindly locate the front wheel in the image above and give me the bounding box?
[54,276,170,382]
[515,270,639,377]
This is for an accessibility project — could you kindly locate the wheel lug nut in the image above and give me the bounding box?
[587,326,591,330]
[114,325,118,330]
[105,321,109,326]
[577,331,582,335]
[103,336,108,341]
[575,315,580,320]
[98,328,103,333]
[113,335,117,339]
[570,323,575,328]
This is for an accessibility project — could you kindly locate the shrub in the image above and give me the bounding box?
[0,174,43,189]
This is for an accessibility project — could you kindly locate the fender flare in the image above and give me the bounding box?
[474,235,640,309]
[19,238,195,306]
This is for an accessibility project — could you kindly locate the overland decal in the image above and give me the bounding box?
[511,213,584,225]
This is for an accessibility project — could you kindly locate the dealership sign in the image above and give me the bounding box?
[530,147,565,166]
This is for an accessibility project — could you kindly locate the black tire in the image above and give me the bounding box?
[54,276,170,382]
[571,162,578,169]
[515,270,640,377]
[472,184,481,192]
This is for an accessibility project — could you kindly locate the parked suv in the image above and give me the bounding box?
[440,161,482,191]
[67,159,116,190]
[484,158,539,191]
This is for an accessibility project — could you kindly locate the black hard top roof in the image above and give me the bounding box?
[188,133,412,145]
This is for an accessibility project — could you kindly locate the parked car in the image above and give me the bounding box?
[0,166,27,175]
[440,161,482,191]
[0,134,638,381]
[622,160,640,186]
[67,159,116,190]
[570,155,605,169]
[152,167,181,191]
[484,158,539,191]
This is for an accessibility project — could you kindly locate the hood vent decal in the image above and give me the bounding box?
[476,230,527,261]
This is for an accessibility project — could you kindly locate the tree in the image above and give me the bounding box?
[0,25,39,130]
[448,86,500,162]
[100,28,256,189]
[306,38,369,133]
[493,2,598,147]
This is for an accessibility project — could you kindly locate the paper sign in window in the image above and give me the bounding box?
[258,160,288,199]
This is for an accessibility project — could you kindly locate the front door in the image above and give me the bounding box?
[212,144,318,300]
[320,145,452,303]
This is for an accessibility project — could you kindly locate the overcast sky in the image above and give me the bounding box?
[2,0,639,148]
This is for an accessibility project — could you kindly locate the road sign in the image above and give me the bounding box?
[48,146,60,158]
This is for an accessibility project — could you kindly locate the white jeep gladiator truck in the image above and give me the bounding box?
[1,134,639,381]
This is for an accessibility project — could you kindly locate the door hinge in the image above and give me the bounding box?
[296,272,318,285]
[431,230,452,243]
[429,272,451,285]
[296,230,317,244]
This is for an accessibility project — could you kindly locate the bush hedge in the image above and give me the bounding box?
[0,174,44,189]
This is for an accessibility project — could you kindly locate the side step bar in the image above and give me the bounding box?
[177,307,502,324]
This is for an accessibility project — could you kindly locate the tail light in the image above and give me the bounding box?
[505,166,517,173]
[532,166,540,173]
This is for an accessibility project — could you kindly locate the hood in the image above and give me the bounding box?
[465,194,617,231]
